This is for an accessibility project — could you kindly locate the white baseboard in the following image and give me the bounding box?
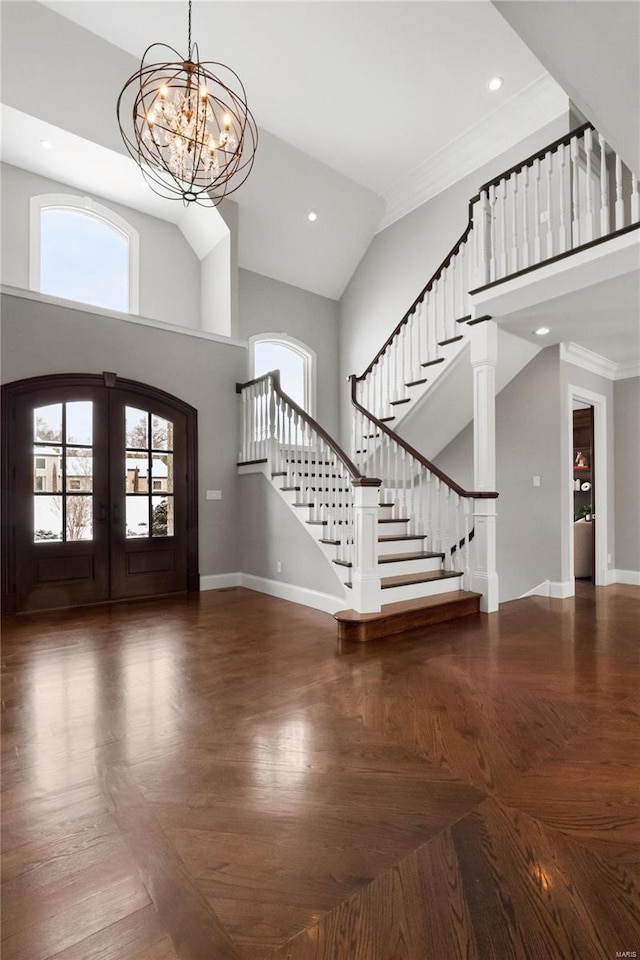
[200,571,345,615]
[610,569,640,586]
[200,572,242,591]
[240,574,345,615]
[519,580,575,599]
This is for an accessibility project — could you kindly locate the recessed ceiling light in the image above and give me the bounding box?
[488,77,504,92]
[39,139,53,150]
[307,210,318,222]
[534,326,551,336]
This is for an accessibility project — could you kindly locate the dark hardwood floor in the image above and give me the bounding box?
[2,582,639,959]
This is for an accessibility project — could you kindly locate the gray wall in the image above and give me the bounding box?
[238,268,340,437]
[338,115,570,445]
[1,163,201,330]
[1,293,245,577]
[614,377,640,572]
[436,347,563,602]
[239,474,346,600]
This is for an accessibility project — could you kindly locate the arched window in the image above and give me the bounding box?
[30,195,139,314]
[251,334,316,414]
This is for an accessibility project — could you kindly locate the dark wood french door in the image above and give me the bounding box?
[2,374,198,613]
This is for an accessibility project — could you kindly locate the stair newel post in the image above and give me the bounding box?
[599,135,610,236]
[584,128,595,242]
[558,143,568,253]
[544,151,554,259]
[470,320,499,612]
[521,163,530,268]
[350,479,382,614]
[267,375,278,471]
[615,153,625,230]
[240,387,247,462]
[463,498,471,588]
[510,172,519,274]
[632,174,640,224]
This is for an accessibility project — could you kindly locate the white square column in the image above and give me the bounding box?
[351,481,382,613]
[470,321,499,612]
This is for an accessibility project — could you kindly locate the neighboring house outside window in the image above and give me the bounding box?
[251,334,316,416]
[30,194,139,314]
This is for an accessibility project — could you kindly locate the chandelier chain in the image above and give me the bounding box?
[188,0,192,56]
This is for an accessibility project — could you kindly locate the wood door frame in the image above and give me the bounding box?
[2,371,199,613]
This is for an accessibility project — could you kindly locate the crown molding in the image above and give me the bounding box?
[560,341,619,380]
[378,74,568,233]
[615,360,640,380]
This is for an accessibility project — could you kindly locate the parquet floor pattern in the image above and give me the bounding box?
[2,583,639,959]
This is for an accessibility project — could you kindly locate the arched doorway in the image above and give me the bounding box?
[2,372,198,613]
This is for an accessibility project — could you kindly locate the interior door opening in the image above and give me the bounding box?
[572,402,595,585]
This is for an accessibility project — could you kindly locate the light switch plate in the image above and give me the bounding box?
[206,490,222,500]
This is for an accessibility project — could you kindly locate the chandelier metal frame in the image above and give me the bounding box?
[116,1,258,206]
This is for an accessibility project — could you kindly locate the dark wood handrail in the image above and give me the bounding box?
[359,222,473,380]
[350,375,498,500]
[236,371,381,487]
[474,122,594,197]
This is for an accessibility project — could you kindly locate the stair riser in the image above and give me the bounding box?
[377,538,426,557]
[377,556,442,578]
[381,576,463,604]
[378,521,411,537]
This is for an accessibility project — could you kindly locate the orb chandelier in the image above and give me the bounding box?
[116,0,258,205]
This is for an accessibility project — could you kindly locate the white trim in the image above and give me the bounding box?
[518,580,551,598]
[566,384,609,587]
[610,569,640,586]
[200,572,345,614]
[379,74,568,231]
[200,573,242,591]
[560,342,618,381]
[1,286,248,349]
[249,332,317,417]
[548,580,575,599]
[615,361,640,381]
[29,193,140,314]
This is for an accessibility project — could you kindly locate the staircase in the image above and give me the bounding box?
[237,121,639,640]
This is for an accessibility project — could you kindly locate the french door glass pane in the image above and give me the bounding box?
[126,497,148,538]
[34,404,63,443]
[151,415,173,450]
[34,496,63,540]
[66,449,93,492]
[151,454,173,493]
[126,407,148,448]
[66,401,93,445]
[125,452,149,493]
[66,497,93,541]
[152,496,174,537]
[33,446,62,492]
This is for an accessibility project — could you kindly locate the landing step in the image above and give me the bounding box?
[421,357,445,368]
[438,335,464,347]
[335,590,481,642]
[405,378,427,387]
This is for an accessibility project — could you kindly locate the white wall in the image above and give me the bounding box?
[435,347,563,602]
[1,293,246,578]
[338,115,571,445]
[238,268,340,437]
[1,163,201,330]
[614,377,639,574]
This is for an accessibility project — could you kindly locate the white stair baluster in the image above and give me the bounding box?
[615,153,625,229]
[599,134,610,236]
[534,159,542,264]
[544,151,554,259]
[510,172,519,273]
[499,179,508,278]
[489,184,497,282]
[632,174,640,224]
[558,143,568,253]
[584,128,595,241]
[570,135,580,247]
[521,164,530,268]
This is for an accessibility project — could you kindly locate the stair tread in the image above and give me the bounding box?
[389,398,411,406]
[381,569,462,588]
[271,471,287,477]
[438,335,464,346]
[455,314,473,324]
[280,486,300,491]
[379,416,396,423]
[237,458,268,466]
[421,357,445,368]
[406,378,427,387]
[335,589,480,623]
[467,313,492,326]
[319,538,340,545]
[378,551,444,564]
[378,517,409,524]
[378,533,425,542]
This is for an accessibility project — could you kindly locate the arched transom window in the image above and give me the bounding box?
[30,194,139,314]
[251,334,316,415]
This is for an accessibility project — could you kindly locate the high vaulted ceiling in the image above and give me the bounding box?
[1,1,570,299]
